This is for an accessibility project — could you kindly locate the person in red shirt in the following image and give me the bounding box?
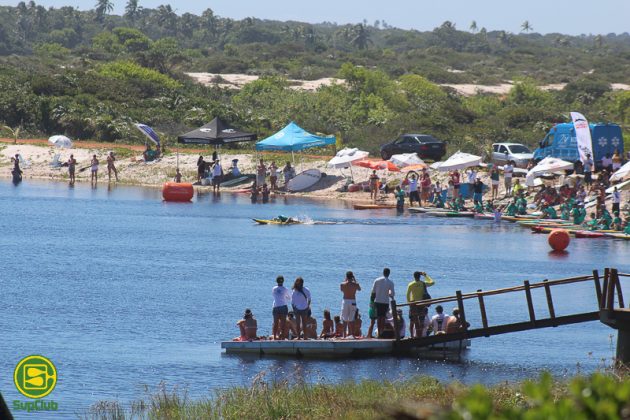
[420,172,432,206]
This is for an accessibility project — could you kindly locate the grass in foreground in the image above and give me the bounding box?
[83,372,630,420]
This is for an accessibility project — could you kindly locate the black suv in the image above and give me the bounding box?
[380,134,446,161]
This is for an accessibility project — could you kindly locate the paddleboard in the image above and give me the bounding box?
[222,176,252,187]
[408,207,449,213]
[287,169,322,192]
[353,204,397,210]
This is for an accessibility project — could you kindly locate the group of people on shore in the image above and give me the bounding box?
[235,268,469,342]
[249,159,296,203]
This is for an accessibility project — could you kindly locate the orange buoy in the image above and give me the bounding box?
[162,182,194,202]
[548,229,570,251]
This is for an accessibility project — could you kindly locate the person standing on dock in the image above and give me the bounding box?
[272,276,291,340]
[371,268,395,339]
[291,277,311,340]
[340,271,361,338]
[406,271,434,338]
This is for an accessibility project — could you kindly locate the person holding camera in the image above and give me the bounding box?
[340,271,361,338]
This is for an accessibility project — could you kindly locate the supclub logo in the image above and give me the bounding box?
[12,355,59,413]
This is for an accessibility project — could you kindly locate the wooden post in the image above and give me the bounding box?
[477,289,489,333]
[607,269,616,311]
[602,268,610,309]
[456,290,468,331]
[593,270,603,309]
[391,299,400,342]
[543,280,556,322]
[613,269,624,309]
[524,280,536,324]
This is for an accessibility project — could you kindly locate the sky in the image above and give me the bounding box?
[3,0,630,35]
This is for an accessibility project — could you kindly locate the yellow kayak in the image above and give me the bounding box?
[253,218,301,225]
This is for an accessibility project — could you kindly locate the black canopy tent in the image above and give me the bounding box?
[177,117,257,145]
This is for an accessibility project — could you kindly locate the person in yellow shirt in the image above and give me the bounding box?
[406,271,435,338]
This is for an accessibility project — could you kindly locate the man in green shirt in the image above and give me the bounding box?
[406,271,434,338]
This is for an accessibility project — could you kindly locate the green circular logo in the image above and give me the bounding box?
[14,355,57,399]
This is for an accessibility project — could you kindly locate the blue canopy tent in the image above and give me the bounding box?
[255,122,335,164]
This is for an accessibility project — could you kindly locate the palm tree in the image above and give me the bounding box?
[124,0,140,22]
[349,23,372,50]
[521,20,533,33]
[469,20,478,33]
[3,126,21,145]
[94,0,114,22]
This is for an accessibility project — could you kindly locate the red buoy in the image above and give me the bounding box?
[548,229,570,251]
[162,182,194,202]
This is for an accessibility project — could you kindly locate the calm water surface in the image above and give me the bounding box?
[0,180,628,416]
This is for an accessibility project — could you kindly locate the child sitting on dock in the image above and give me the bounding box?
[354,310,363,337]
[333,316,344,338]
[320,310,334,338]
[304,310,318,339]
[284,312,298,340]
[235,309,258,341]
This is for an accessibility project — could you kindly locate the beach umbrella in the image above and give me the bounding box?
[48,135,73,148]
[328,148,369,182]
[400,163,428,173]
[525,157,574,187]
[389,153,425,168]
[353,159,400,172]
[611,161,630,182]
[434,151,482,172]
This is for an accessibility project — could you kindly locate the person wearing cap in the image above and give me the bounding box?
[406,271,434,338]
[272,275,291,340]
[236,309,258,341]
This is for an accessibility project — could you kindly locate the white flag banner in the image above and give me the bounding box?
[570,112,593,164]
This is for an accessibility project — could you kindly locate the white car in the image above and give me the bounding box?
[492,143,533,168]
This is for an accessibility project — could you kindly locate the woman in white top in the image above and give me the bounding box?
[90,154,99,184]
[291,277,311,340]
[272,276,291,340]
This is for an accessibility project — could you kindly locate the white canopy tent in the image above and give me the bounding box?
[389,153,425,168]
[611,161,630,182]
[525,157,574,187]
[434,151,482,172]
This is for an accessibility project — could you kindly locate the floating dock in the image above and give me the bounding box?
[222,338,470,358]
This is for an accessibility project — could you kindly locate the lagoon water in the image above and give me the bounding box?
[1,180,628,416]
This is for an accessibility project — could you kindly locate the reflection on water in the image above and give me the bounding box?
[0,180,627,415]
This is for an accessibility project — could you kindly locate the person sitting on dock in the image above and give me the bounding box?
[406,271,434,338]
[284,311,298,339]
[236,309,258,341]
[272,276,291,340]
[445,308,469,334]
[430,305,450,335]
[371,268,395,339]
[334,315,344,338]
[320,310,334,339]
[304,309,318,339]
[340,271,361,338]
[354,310,363,337]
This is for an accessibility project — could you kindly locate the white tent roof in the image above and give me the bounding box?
[525,157,574,186]
[611,161,630,182]
[389,153,425,168]
[327,148,369,168]
[435,151,482,172]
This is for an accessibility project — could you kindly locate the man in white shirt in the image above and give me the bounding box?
[408,175,419,206]
[212,160,223,192]
[612,187,621,215]
[503,161,514,196]
[272,276,291,340]
[430,305,450,335]
[583,154,594,185]
[371,268,395,338]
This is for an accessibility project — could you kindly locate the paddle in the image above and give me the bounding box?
[77,165,91,173]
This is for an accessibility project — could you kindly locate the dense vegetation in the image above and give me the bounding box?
[86,372,630,419]
[1,2,630,156]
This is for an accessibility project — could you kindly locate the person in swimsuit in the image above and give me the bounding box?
[67,154,77,184]
[90,154,99,184]
[320,309,334,338]
[340,271,361,338]
[269,161,278,191]
[107,151,118,182]
[304,309,318,339]
[236,309,258,341]
[369,170,380,201]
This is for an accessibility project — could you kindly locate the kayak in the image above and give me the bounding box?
[606,233,630,240]
[474,213,495,220]
[353,204,397,210]
[408,207,450,213]
[426,211,474,218]
[574,230,606,239]
[253,218,301,225]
